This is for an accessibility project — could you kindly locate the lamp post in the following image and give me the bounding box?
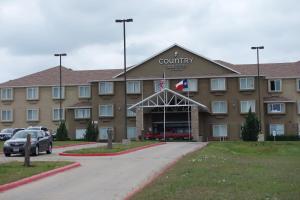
[251,46,264,133]
[115,18,133,140]
[54,53,67,123]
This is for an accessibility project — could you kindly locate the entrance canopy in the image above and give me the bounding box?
[128,88,209,112]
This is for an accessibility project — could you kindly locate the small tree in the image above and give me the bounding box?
[85,121,98,142]
[56,121,69,141]
[241,108,260,141]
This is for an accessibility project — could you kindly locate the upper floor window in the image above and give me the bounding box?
[99,82,114,95]
[183,79,198,92]
[1,88,13,100]
[127,105,136,117]
[127,81,141,94]
[27,108,39,121]
[52,108,65,121]
[270,124,284,136]
[52,86,65,99]
[78,85,91,98]
[99,104,114,117]
[74,108,90,119]
[268,79,282,92]
[211,101,227,114]
[239,77,255,90]
[211,78,226,91]
[267,103,285,113]
[27,87,39,100]
[297,79,300,91]
[1,109,13,122]
[240,100,256,113]
[298,101,300,114]
[154,80,169,92]
[213,124,228,137]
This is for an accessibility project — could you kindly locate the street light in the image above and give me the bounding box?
[54,53,67,123]
[115,18,133,140]
[251,46,264,133]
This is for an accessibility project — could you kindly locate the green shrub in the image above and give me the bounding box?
[56,121,69,141]
[241,108,260,141]
[84,121,99,142]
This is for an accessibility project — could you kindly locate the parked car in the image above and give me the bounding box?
[0,128,25,141]
[3,130,52,157]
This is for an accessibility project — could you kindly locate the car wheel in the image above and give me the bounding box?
[46,144,52,154]
[34,146,39,156]
[5,153,11,157]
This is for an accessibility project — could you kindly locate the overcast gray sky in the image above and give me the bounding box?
[0,0,299,83]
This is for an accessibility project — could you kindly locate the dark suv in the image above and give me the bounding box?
[3,130,52,157]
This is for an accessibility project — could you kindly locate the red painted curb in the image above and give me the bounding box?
[59,142,166,157]
[124,143,208,200]
[53,142,97,149]
[0,162,81,193]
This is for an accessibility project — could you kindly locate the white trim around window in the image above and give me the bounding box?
[74,108,91,119]
[240,100,256,113]
[1,109,13,122]
[1,88,13,101]
[26,87,39,100]
[26,108,39,121]
[211,101,227,114]
[267,103,285,114]
[268,79,282,92]
[269,124,284,136]
[99,104,114,117]
[99,81,114,95]
[78,85,91,98]
[52,108,65,121]
[210,78,226,91]
[239,77,255,90]
[52,86,65,99]
[212,124,228,137]
[127,81,141,94]
[296,79,300,92]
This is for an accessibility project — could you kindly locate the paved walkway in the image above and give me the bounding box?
[0,142,207,200]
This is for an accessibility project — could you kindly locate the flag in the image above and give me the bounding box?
[175,79,188,91]
[159,72,166,91]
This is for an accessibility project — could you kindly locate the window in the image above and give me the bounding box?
[27,87,39,100]
[127,81,141,94]
[211,101,227,114]
[78,85,91,98]
[52,108,65,121]
[99,127,113,140]
[269,124,284,136]
[52,86,65,99]
[154,80,169,92]
[239,77,255,90]
[99,82,114,95]
[74,108,90,119]
[268,103,285,113]
[298,101,300,114]
[1,109,13,122]
[99,105,114,117]
[75,129,86,139]
[1,88,13,100]
[183,79,198,92]
[213,124,228,137]
[269,79,282,92]
[211,78,226,91]
[240,100,256,113]
[27,108,39,121]
[127,127,137,139]
[127,105,136,117]
[297,79,300,91]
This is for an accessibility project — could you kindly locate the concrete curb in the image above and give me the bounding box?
[0,162,81,193]
[124,142,208,200]
[59,142,166,157]
[53,142,97,149]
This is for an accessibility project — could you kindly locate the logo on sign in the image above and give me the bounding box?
[158,51,193,70]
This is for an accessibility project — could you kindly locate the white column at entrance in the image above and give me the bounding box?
[191,106,200,141]
[136,107,143,140]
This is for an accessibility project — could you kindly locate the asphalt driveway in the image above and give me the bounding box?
[0,142,207,200]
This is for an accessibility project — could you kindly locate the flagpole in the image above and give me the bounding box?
[163,72,166,141]
[187,89,191,141]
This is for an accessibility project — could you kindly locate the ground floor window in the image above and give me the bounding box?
[75,129,86,139]
[127,127,136,139]
[269,124,284,136]
[212,124,227,137]
[99,127,113,140]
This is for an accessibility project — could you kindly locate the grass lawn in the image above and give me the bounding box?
[53,140,94,148]
[131,142,300,200]
[65,141,158,154]
[0,161,72,185]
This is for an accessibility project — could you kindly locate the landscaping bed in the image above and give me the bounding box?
[131,141,300,200]
[0,161,73,185]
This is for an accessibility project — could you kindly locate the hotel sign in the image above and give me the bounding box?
[158,51,193,71]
